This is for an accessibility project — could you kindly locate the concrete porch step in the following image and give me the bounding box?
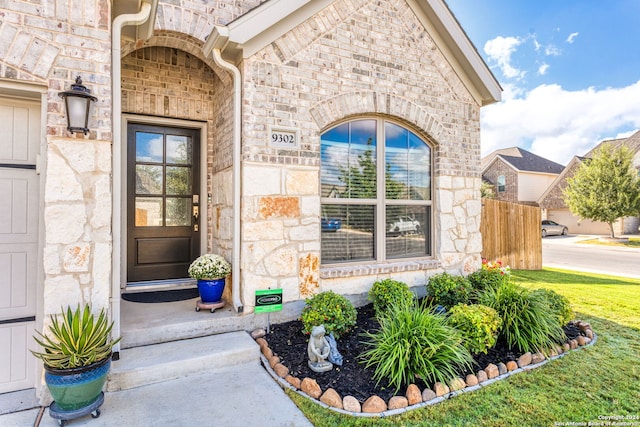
[106,331,259,392]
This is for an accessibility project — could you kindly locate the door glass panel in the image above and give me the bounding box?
[135,197,163,226]
[166,166,191,195]
[135,132,164,163]
[166,135,191,164]
[136,165,163,194]
[166,198,191,226]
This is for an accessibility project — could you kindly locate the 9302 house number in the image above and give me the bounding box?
[269,129,298,149]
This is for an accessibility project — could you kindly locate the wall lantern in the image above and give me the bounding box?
[59,76,98,135]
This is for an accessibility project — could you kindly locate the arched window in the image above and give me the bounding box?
[497,175,506,192]
[320,119,432,264]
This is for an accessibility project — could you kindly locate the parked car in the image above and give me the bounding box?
[387,216,421,235]
[541,220,568,237]
[321,217,342,232]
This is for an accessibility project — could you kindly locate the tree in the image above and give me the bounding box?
[563,143,640,238]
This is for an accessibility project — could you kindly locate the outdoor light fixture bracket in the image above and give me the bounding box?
[59,76,98,135]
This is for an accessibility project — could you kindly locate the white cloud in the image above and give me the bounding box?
[484,36,526,79]
[566,32,579,43]
[480,81,640,165]
[544,45,561,56]
[538,63,549,75]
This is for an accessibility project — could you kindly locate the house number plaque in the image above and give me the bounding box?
[269,128,299,149]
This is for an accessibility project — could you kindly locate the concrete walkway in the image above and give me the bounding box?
[0,363,312,427]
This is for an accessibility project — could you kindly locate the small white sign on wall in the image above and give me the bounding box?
[269,127,299,149]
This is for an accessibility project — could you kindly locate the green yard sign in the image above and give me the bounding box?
[255,289,283,313]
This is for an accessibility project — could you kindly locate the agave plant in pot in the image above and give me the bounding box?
[31,304,120,423]
[188,254,231,309]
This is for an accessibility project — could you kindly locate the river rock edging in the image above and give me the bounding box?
[253,321,597,418]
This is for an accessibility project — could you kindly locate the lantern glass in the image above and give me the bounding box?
[66,96,90,131]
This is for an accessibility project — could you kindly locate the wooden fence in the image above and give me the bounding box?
[480,199,542,270]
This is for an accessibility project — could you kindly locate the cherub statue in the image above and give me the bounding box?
[307,325,333,373]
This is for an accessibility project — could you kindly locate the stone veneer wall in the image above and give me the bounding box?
[1,0,114,317]
[238,0,484,309]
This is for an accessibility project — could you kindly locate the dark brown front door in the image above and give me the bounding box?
[127,123,200,282]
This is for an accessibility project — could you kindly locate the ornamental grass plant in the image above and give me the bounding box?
[32,304,120,370]
[360,300,473,393]
[478,281,565,353]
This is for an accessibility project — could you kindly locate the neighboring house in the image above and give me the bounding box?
[0,0,501,397]
[482,147,565,205]
[538,131,640,235]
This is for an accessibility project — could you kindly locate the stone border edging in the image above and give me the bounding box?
[254,321,597,417]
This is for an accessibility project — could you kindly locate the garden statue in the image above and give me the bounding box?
[326,332,343,366]
[307,325,333,372]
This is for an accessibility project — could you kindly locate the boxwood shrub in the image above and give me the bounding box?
[368,279,414,317]
[448,304,502,355]
[300,291,357,338]
[426,272,472,309]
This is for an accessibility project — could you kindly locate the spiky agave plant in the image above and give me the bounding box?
[32,304,121,370]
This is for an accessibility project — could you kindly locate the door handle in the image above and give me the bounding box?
[193,206,199,220]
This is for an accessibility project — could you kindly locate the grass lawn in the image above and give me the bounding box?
[289,268,640,426]
[578,237,640,248]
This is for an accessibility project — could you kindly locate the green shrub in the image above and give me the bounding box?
[368,279,414,317]
[448,304,502,355]
[478,282,566,353]
[360,300,473,392]
[532,288,574,326]
[467,268,508,295]
[426,272,472,309]
[301,291,357,338]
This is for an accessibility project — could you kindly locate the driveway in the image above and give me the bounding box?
[542,235,640,279]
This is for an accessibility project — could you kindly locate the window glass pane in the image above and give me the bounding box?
[166,198,191,226]
[385,122,430,200]
[135,197,163,226]
[321,204,375,263]
[408,132,431,200]
[166,166,191,195]
[321,120,376,199]
[135,132,163,163]
[166,135,191,164]
[136,165,163,195]
[386,205,430,258]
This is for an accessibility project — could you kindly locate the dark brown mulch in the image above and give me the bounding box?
[265,303,583,403]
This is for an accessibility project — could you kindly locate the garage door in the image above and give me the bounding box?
[547,209,610,235]
[0,98,40,393]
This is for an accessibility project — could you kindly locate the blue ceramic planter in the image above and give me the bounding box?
[44,356,110,411]
[197,278,226,303]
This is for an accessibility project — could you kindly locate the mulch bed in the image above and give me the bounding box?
[265,303,584,403]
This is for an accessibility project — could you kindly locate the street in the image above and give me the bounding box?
[542,235,640,279]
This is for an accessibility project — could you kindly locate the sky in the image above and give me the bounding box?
[445,0,640,165]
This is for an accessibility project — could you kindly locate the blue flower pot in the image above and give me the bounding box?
[197,278,226,303]
[44,356,110,411]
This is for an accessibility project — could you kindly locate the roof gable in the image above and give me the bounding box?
[482,147,565,174]
[203,0,501,107]
[584,130,640,158]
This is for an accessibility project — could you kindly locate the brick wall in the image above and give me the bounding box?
[483,159,518,203]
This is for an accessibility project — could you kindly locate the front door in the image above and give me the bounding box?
[127,124,200,283]
[0,97,40,393]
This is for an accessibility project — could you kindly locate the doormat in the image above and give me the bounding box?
[122,288,199,303]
